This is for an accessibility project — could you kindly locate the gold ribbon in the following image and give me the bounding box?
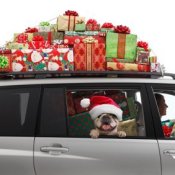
[83,36,97,43]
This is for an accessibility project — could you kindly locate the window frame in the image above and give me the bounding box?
[38,83,155,139]
[146,83,175,140]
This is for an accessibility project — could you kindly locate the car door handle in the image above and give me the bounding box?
[40,143,69,155]
[163,150,175,159]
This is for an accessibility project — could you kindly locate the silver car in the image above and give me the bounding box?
[0,71,175,175]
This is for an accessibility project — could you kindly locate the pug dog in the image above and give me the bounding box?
[90,113,126,138]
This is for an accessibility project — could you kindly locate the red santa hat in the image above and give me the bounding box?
[80,96,123,121]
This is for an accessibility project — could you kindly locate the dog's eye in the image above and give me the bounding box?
[97,116,101,118]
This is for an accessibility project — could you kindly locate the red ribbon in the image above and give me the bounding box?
[162,125,173,137]
[32,35,44,41]
[25,27,38,33]
[114,25,130,34]
[86,19,97,25]
[101,22,114,28]
[64,10,79,16]
[137,41,149,51]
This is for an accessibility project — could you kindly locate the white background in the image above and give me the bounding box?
[0,0,174,73]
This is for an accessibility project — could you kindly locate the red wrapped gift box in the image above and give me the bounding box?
[64,35,105,45]
[74,42,106,71]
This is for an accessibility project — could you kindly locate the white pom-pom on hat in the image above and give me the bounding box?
[80,98,90,108]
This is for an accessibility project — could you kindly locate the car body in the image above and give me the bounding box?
[0,71,175,175]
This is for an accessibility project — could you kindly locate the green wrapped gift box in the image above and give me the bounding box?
[106,32,137,61]
[75,23,86,32]
[68,112,94,137]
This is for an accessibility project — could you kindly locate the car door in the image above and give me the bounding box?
[34,83,161,175]
[147,84,175,175]
[0,85,41,175]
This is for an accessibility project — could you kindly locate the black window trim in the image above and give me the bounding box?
[38,83,156,139]
[146,83,175,140]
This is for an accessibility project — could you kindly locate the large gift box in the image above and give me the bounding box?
[57,15,85,31]
[47,48,74,71]
[74,41,106,71]
[11,49,48,72]
[68,112,94,137]
[6,42,29,49]
[106,32,137,61]
[107,62,150,72]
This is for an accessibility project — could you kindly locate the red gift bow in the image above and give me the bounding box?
[162,125,173,137]
[114,25,130,34]
[86,19,97,25]
[101,22,114,28]
[137,41,149,51]
[25,27,38,33]
[17,33,28,43]
[32,35,44,41]
[64,10,79,16]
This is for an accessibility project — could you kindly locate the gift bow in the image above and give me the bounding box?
[64,10,79,16]
[83,36,97,43]
[25,27,38,33]
[40,21,50,26]
[137,41,149,51]
[114,25,130,34]
[0,55,9,68]
[76,19,84,24]
[101,22,114,28]
[17,33,28,43]
[33,35,44,41]
[86,19,97,25]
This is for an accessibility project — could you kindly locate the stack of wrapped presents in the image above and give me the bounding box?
[0,10,160,73]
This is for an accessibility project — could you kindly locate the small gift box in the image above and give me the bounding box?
[28,35,50,49]
[33,32,64,45]
[64,35,105,45]
[6,42,29,50]
[14,33,33,43]
[38,21,51,32]
[0,54,11,72]
[86,19,100,31]
[75,19,86,31]
[107,62,150,72]
[57,10,85,31]
[25,27,38,33]
[136,41,150,65]
[101,22,114,32]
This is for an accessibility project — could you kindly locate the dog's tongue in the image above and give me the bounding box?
[102,124,111,131]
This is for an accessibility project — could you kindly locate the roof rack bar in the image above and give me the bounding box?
[0,71,164,79]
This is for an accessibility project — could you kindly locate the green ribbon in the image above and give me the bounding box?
[39,21,50,26]
[0,55,9,68]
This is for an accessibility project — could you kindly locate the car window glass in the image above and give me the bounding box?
[0,87,40,136]
[153,90,175,138]
[66,89,146,138]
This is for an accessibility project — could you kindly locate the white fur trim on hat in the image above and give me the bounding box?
[89,104,123,121]
[80,98,90,108]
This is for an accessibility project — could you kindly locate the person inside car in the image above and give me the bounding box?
[155,93,175,137]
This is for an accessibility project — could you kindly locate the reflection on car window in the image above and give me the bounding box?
[66,89,146,138]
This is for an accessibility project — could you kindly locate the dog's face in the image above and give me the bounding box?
[93,113,119,135]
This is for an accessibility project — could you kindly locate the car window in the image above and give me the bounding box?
[0,86,41,136]
[66,88,146,138]
[153,90,175,138]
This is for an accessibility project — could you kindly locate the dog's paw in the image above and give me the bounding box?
[90,129,100,139]
[117,131,126,137]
